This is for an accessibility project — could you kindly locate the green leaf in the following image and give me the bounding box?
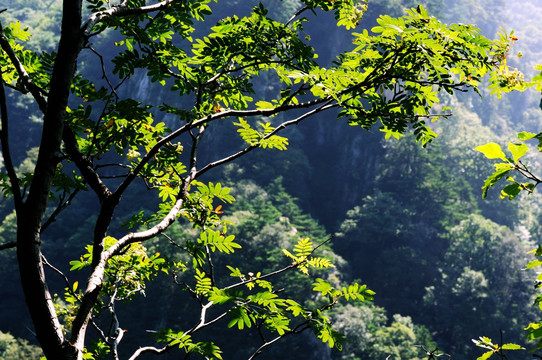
[208,289,232,305]
[313,278,333,296]
[293,238,313,258]
[500,183,521,200]
[477,351,494,360]
[380,126,404,140]
[194,269,212,295]
[475,143,507,160]
[199,230,241,254]
[518,131,537,141]
[508,142,528,163]
[528,326,542,341]
[255,101,274,109]
[501,343,524,350]
[9,21,31,42]
[480,163,514,198]
[526,259,542,269]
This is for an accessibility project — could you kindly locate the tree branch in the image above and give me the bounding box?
[0,22,48,112]
[63,126,112,202]
[42,254,81,303]
[223,235,335,291]
[128,344,171,360]
[0,241,16,250]
[82,0,179,37]
[286,6,310,27]
[0,71,22,206]
[247,321,311,360]
[195,100,337,178]
[41,188,82,233]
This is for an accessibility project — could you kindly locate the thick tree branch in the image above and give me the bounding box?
[114,76,373,200]
[102,95,334,259]
[71,181,190,345]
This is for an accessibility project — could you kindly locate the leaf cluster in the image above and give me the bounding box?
[475,132,541,199]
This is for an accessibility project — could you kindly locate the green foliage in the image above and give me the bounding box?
[425,214,535,357]
[233,119,289,150]
[330,303,437,360]
[475,132,541,198]
[282,237,334,274]
[330,5,507,145]
[69,237,170,304]
[487,29,527,98]
[198,229,240,254]
[0,0,522,359]
[521,246,542,351]
[473,336,524,360]
[155,328,223,359]
[0,331,43,360]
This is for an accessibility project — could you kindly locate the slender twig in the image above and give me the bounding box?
[223,235,334,291]
[285,5,310,27]
[41,254,82,303]
[88,46,119,101]
[205,244,216,286]
[90,319,108,343]
[100,174,131,179]
[41,188,81,232]
[96,163,132,169]
[202,56,303,87]
[195,101,337,178]
[128,344,171,360]
[248,321,311,360]
[517,160,542,187]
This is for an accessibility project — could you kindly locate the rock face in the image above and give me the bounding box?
[293,116,384,230]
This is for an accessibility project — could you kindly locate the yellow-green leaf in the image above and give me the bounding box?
[508,142,528,163]
[475,143,507,160]
[477,351,494,360]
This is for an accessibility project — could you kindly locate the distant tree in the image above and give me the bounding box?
[334,135,476,316]
[0,0,516,359]
[330,303,436,360]
[424,214,534,359]
[0,330,43,360]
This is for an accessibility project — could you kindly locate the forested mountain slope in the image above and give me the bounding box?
[0,1,541,359]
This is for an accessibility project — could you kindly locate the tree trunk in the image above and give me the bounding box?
[15,1,84,359]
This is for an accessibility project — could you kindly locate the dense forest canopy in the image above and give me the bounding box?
[1,1,542,360]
